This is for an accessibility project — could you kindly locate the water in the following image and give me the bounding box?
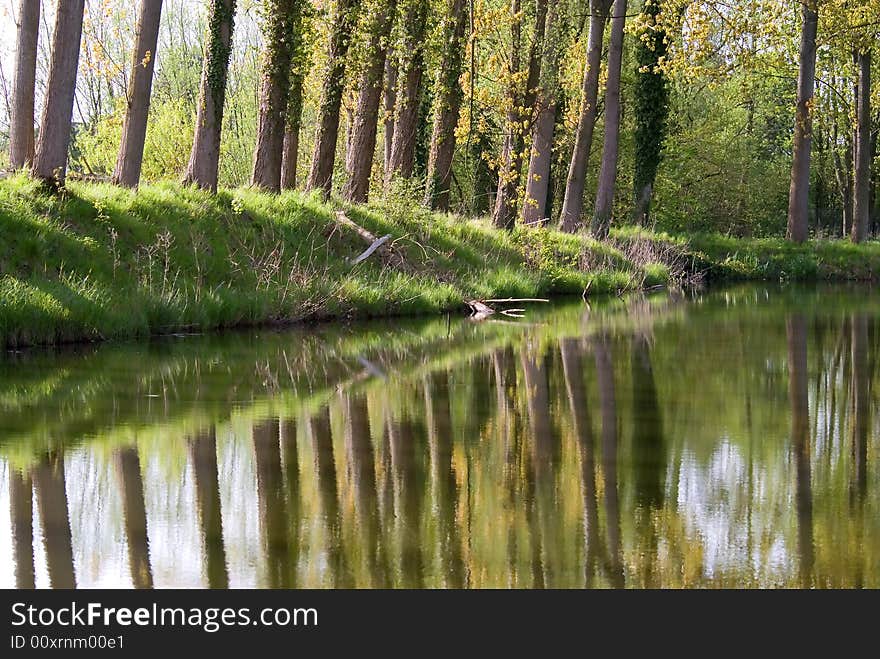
[1,284,878,588]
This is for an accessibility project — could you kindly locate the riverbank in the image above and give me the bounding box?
[1,175,878,347]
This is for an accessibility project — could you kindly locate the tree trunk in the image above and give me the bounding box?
[281,8,309,190]
[383,58,398,174]
[590,0,627,239]
[632,0,669,226]
[10,470,35,589]
[851,50,871,243]
[306,0,359,198]
[522,0,563,224]
[344,0,396,203]
[850,314,868,498]
[786,1,819,243]
[385,0,429,184]
[115,446,153,589]
[8,0,40,170]
[493,0,549,229]
[189,428,229,589]
[111,0,163,188]
[559,0,611,232]
[253,419,291,588]
[251,0,298,192]
[787,314,813,586]
[30,0,85,189]
[182,0,236,192]
[423,0,468,210]
[33,453,76,588]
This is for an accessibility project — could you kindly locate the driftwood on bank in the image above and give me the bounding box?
[335,210,412,272]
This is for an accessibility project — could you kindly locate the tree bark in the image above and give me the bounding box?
[423,0,468,210]
[786,1,819,243]
[8,0,40,170]
[306,0,360,198]
[522,0,562,224]
[385,0,429,184]
[111,0,163,188]
[344,0,396,203]
[590,0,627,239]
[851,50,871,243]
[251,0,298,192]
[182,0,236,192]
[559,0,611,232]
[493,0,549,229]
[30,0,85,189]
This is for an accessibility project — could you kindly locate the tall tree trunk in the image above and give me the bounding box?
[851,50,871,243]
[115,446,153,589]
[385,0,429,184]
[559,0,611,232]
[383,58,398,174]
[306,0,359,198]
[10,470,35,589]
[8,0,40,169]
[251,0,298,192]
[493,0,549,229]
[850,314,868,498]
[786,1,819,243]
[344,0,396,203]
[111,0,163,188]
[632,0,669,226]
[423,0,468,210]
[182,0,236,192]
[280,6,309,190]
[280,77,303,190]
[30,0,85,189]
[253,419,290,588]
[522,0,563,224]
[590,0,627,239]
[189,428,229,588]
[787,314,813,587]
[33,453,76,588]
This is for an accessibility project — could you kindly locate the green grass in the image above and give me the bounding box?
[0,175,653,347]
[3,175,878,348]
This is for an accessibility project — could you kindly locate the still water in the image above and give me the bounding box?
[1,285,878,588]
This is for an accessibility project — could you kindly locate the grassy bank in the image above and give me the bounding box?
[2,175,878,348]
[0,176,665,347]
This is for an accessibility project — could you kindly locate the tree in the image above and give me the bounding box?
[591,0,628,239]
[344,0,397,203]
[112,0,164,188]
[423,0,469,210]
[385,0,430,183]
[31,0,86,189]
[8,0,40,170]
[306,0,360,198]
[559,0,612,233]
[182,0,236,192]
[281,2,312,190]
[786,0,819,243]
[632,0,670,225]
[493,0,549,229]
[252,0,298,192]
[851,49,871,242]
[522,0,564,224]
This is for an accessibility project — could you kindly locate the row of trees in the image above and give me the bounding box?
[2,0,879,241]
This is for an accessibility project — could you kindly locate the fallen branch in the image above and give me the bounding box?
[482,297,549,303]
[350,234,392,265]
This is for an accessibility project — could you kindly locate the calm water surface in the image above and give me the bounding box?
[1,285,878,588]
